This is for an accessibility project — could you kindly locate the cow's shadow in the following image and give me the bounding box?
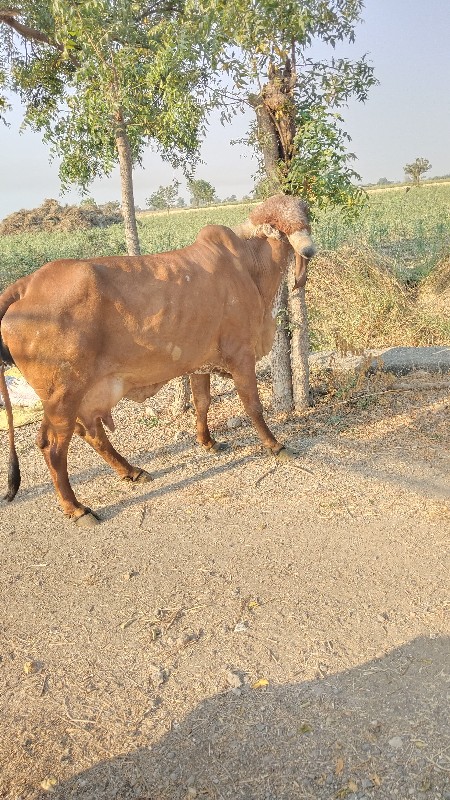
[43,635,449,800]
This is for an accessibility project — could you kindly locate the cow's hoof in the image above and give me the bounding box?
[271,446,297,461]
[122,469,152,483]
[133,469,152,483]
[206,440,228,454]
[74,508,101,527]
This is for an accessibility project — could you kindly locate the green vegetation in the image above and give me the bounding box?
[404,157,432,186]
[315,183,450,280]
[1,183,449,350]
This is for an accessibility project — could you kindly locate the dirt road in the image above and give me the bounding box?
[1,368,449,799]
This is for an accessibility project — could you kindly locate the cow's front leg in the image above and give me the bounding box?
[231,359,295,460]
[74,419,152,483]
[189,373,226,453]
[36,414,100,526]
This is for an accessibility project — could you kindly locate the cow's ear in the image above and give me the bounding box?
[256,223,281,239]
[293,254,308,290]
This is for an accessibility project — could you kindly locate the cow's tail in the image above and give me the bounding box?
[0,285,21,501]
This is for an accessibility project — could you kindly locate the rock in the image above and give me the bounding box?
[174,429,190,442]
[148,664,168,687]
[233,621,248,633]
[226,416,244,429]
[225,668,244,688]
[388,736,403,749]
[369,346,450,376]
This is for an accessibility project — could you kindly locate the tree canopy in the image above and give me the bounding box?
[146,180,181,212]
[404,157,432,186]
[188,178,218,207]
[198,0,376,215]
[0,0,215,251]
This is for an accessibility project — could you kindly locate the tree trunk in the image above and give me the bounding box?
[248,96,281,188]
[288,262,311,410]
[115,113,141,257]
[271,280,294,411]
[250,60,297,411]
[249,58,311,413]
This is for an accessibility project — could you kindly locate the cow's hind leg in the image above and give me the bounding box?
[231,359,295,460]
[189,374,227,453]
[36,412,100,526]
[74,419,152,483]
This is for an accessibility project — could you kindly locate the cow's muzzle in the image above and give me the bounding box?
[288,232,316,290]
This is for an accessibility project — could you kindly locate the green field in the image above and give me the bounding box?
[1,183,449,349]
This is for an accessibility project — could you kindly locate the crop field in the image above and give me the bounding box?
[0,183,449,349]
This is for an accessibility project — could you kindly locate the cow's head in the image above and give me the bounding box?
[249,194,316,289]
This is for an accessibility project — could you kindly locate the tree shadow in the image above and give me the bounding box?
[44,636,449,800]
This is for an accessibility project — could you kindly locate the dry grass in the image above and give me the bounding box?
[417,255,450,320]
[306,247,450,352]
[0,199,122,236]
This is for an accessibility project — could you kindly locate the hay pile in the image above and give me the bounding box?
[306,247,450,352]
[417,256,450,320]
[0,199,123,236]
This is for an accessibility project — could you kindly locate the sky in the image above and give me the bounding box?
[0,0,449,220]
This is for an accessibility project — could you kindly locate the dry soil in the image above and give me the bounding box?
[0,365,449,800]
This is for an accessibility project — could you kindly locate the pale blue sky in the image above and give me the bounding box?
[0,0,449,219]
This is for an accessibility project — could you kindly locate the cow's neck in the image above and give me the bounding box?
[247,238,292,308]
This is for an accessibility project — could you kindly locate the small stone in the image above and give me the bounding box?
[148,664,167,687]
[122,569,138,580]
[187,788,197,798]
[225,669,244,688]
[174,429,190,442]
[388,736,403,749]
[40,777,58,792]
[233,621,248,633]
[226,416,244,430]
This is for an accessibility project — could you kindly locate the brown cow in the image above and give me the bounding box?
[0,194,315,525]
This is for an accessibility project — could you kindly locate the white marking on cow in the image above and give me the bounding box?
[172,345,182,361]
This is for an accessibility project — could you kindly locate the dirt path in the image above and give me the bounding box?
[0,368,449,800]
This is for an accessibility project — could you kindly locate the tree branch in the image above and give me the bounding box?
[0,8,64,52]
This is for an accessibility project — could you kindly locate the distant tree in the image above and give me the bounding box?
[404,158,432,186]
[79,197,98,209]
[146,181,180,212]
[188,179,217,207]
[176,196,187,208]
[222,194,237,204]
[377,177,390,185]
[101,200,121,215]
